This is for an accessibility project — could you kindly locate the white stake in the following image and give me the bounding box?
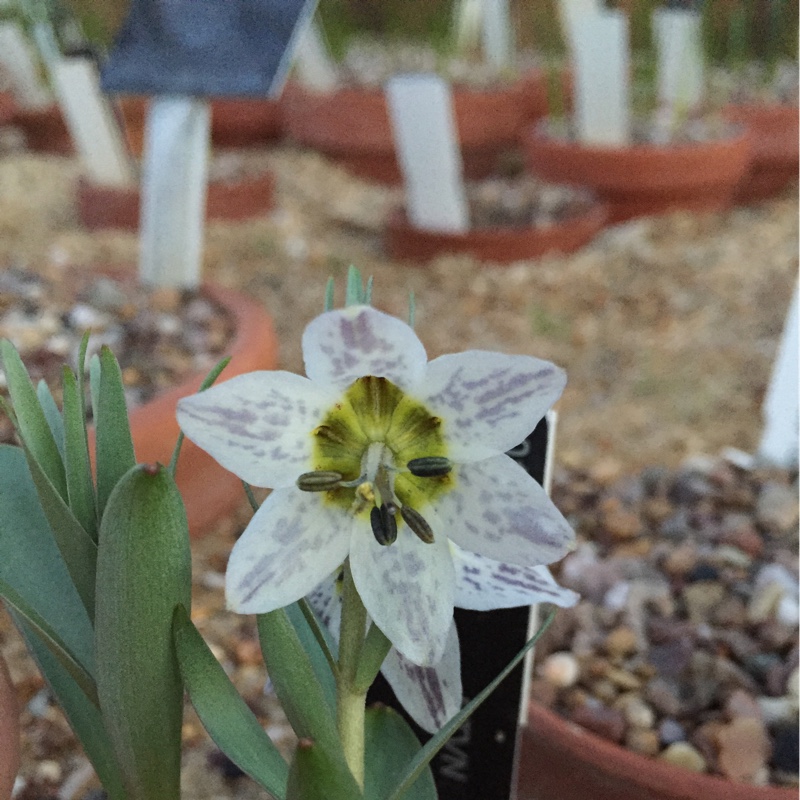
[556,0,601,58]
[481,0,513,71]
[758,284,799,468]
[571,11,630,146]
[51,56,135,187]
[293,20,337,91]
[0,22,52,109]
[653,8,704,124]
[452,0,483,55]
[386,74,469,233]
[138,97,210,289]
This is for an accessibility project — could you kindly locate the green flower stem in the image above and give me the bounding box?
[336,561,367,788]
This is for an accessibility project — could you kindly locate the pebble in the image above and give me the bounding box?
[625,727,660,756]
[569,702,627,743]
[539,652,580,688]
[658,742,707,773]
[645,678,683,717]
[724,688,763,720]
[615,694,655,728]
[757,696,797,725]
[747,581,787,623]
[755,482,799,536]
[604,625,638,658]
[600,496,642,540]
[682,581,726,623]
[716,717,771,783]
[658,718,687,745]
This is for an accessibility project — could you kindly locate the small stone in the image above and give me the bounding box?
[710,545,753,570]
[658,718,687,745]
[716,717,770,783]
[658,742,707,773]
[604,625,638,658]
[539,652,580,688]
[724,688,763,721]
[570,702,627,743]
[615,694,655,728]
[605,667,642,691]
[600,496,642,540]
[150,286,182,313]
[711,595,748,627]
[645,677,682,717]
[36,759,62,783]
[756,620,796,651]
[662,543,698,577]
[648,637,694,680]
[682,581,725,623]
[685,563,720,583]
[591,678,620,703]
[757,696,797,725]
[626,727,660,756]
[755,482,798,536]
[747,581,786,623]
[718,517,763,558]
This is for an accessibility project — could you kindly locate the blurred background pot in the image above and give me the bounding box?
[0,652,20,800]
[11,103,72,154]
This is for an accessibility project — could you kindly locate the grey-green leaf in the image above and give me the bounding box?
[62,366,98,540]
[286,739,364,800]
[173,605,288,800]
[95,464,191,800]
[364,706,436,800]
[94,346,136,518]
[1,339,67,499]
[37,379,66,461]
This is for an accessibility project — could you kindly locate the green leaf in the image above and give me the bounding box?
[385,609,556,800]
[89,353,101,424]
[287,600,337,710]
[18,619,127,800]
[172,605,288,800]
[1,339,67,499]
[286,738,364,800]
[37,379,65,461]
[94,346,135,518]
[19,437,97,619]
[62,367,98,540]
[354,623,392,694]
[0,581,97,705]
[364,707,435,800]
[257,610,341,755]
[95,464,192,800]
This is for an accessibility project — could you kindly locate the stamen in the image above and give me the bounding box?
[407,456,452,478]
[370,504,397,546]
[400,506,435,544]
[296,471,344,491]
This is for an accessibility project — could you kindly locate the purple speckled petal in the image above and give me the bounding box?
[419,352,566,462]
[436,455,575,567]
[350,516,455,667]
[380,622,462,734]
[302,306,427,391]
[177,371,339,488]
[451,542,579,611]
[307,574,342,635]
[226,490,350,614]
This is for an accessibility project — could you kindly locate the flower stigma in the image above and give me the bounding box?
[295,375,452,547]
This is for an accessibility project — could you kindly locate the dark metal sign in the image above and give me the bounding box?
[101,0,317,97]
[368,416,552,799]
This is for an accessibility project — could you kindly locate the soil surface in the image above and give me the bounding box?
[0,132,797,799]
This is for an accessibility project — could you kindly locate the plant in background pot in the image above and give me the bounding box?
[702,0,799,202]
[281,1,552,184]
[524,1,752,224]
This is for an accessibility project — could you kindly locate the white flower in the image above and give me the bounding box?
[309,544,578,733]
[177,305,575,666]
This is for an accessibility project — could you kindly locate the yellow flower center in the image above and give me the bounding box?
[308,376,452,532]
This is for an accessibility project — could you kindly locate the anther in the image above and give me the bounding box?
[406,456,452,478]
[296,471,343,492]
[400,506,435,544]
[370,504,397,546]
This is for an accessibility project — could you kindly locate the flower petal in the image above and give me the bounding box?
[307,575,342,635]
[380,622,462,734]
[302,306,427,392]
[350,516,455,667]
[435,455,575,567]
[451,543,579,611]
[419,352,566,461]
[226,489,350,614]
[177,371,340,488]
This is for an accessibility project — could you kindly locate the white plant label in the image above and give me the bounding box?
[51,57,134,187]
[139,97,210,289]
[556,0,601,58]
[386,74,470,233]
[293,19,337,91]
[653,8,704,123]
[481,0,513,71]
[572,10,630,145]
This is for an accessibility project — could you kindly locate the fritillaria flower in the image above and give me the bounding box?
[177,305,575,666]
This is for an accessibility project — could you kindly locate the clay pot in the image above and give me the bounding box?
[116,96,282,156]
[524,122,752,224]
[517,703,795,800]
[385,202,607,264]
[12,103,73,154]
[281,70,549,184]
[723,104,799,202]
[0,91,16,127]
[0,653,19,799]
[76,170,274,230]
[86,283,279,537]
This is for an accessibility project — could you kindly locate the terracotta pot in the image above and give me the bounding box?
[0,652,20,799]
[385,202,607,264]
[524,122,752,223]
[76,170,275,230]
[281,70,549,184]
[723,104,799,202]
[12,103,73,154]
[116,96,282,156]
[86,283,279,537]
[517,703,795,800]
[0,91,16,127]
